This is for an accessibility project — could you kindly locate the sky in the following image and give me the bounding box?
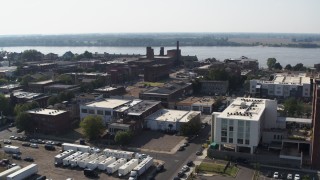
[0,0,319,35]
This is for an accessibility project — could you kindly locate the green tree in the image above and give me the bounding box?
[15,112,33,131]
[284,64,292,71]
[80,115,105,140]
[293,63,305,71]
[83,51,93,59]
[14,102,39,115]
[0,78,8,85]
[21,49,43,61]
[267,58,277,70]
[114,131,133,146]
[274,62,282,70]
[180,116,201,136]
[20,75,33,87]
[57,74,73,84]
[0,94,9,115]
[47,96,60,106]
[62,51,75,60]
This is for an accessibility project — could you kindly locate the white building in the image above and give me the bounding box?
[212,98,277,154]
[250,73,311,99]
[80,99,130,125]
[146,109,201,132]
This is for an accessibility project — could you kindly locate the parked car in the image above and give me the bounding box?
[196,151,202,156]
[187,160,193,167]
[22,142,30,147]
[9,136,15,140]
[37,139,45,144]
[80,139,85,145]
[4,139,11,144]
[8,163,17,168]
[266,171,273,177]
[83,168,98,177]
[273,172,279,179]
[24,157,34,162]
[287,173,293,179]
[156,163,164,172]
[30,143,38,148]
[236,157,249,164]
[182,142,189,147]
[178,146,185,151]
[181,165,189,172]
[44,144,55,151]
[12,154,21,160]
[30,139,38,143]
[294,174,300,180]
[173,177,180,180]
[177,171,185,178]
[36,176,47,180]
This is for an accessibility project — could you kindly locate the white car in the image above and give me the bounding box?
[287,173,293,179]
[294,174,300,180]
[30,143,38,148]
[273,172,279,179]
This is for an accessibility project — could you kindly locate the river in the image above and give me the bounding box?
[1,46,320,68]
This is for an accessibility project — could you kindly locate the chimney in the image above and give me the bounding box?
[146,47,154,59]
[176,41,181,64]
[176,41,179,51]
[160,47,164,56]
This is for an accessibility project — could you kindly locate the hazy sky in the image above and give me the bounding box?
[1,0,319,35]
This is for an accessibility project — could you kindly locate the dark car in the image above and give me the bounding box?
[4,140,11,144]
[12,154,21,160]
[24,157,34,162]
[177,171,185,178]
[56,142,62,146]
[45,144,56,151]
[2,159,10,164]
[178,146,185,151]
[36,176,47,180]
[236,157,249,164]
[80,139,86,145]
[22,142,30,147]
[156,164,164,172]
[187,160,193,167]
[266,171,273,177]
[173,177,180,180]
[196,151,202,156]
[84,168,98,177]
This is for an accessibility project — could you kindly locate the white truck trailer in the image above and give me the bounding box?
[54,150,74,164]
[3,145,20,154]
[87,155,107,170]
[6,164,38,180]
[62,151,82,166]
[70,152,89,168]
[118,159,139,177]
[103,149,134,160]
[62,143,90,153]
[0,166,21,180]
[129,157,154,179]
[97,156,116,171]
[78,154,98,169]
[106,158,126,174]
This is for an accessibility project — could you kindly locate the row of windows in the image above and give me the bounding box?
[81,109,111,116]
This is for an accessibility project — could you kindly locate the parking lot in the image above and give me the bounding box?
[0,138,161,180]
[257,166,319,180]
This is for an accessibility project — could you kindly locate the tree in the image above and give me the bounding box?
[14,102,39,115]
[15,112,33,131]
[62,51,75,60]
[180,116,201,136]
[284,64,292,71]
[21,49,43,61]
[293,63,305,71]
[0,78,8,85]
[274,62,282,70]
[80,115,105,140]
[83,51,93,59]
[267,58,277,70]
[114,131,133,146]
[57,74,73,85]
[47,96,60,106]
[0,94,9,115]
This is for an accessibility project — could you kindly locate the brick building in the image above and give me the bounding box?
[144,64,170,82]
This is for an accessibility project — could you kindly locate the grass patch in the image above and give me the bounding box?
[197,162,239,178]
[140,82,164,87]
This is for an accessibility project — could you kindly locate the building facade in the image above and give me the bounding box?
[311,80,320,169]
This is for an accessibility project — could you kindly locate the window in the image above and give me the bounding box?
[81,109,87,113]
[229,138,233,143]
[245,139,250,145]
[105,111,111,115]
[221,137,227,142]
[274,135,277,139]
[221,131,227,137]
[229,126,234,131]
[97,110,103,115]
[237,139,243,144]
[88,109,94,114]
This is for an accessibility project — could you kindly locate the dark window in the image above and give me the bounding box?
[245,139,250,145]
[105,111,111,115]
[229,138,233,143]
[97,110,103,115]
[237,139,243,144]
[274,135,277,139]
[88,109,94,114]
[221,137,227,142]
[229,127,234,131]
[81,109,87,113]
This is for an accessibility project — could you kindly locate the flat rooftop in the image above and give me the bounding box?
[11,91,43,99]
[127,100,161,116]
[146,109,200,123]
[257,73,310,85]
[277,117,312,124]
[218,98,266,121]
[0,84,21,89]
[95,86,122,92]
[46,84,79,89]
[142,82,191,95]
[29,80,54,85]
[84,99,130,109]
[27,108,66,116]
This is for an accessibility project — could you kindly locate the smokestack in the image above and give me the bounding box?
[160,47,164,56]
[146,47,154,59]
[176,41,179,51]
[176,41,180,64]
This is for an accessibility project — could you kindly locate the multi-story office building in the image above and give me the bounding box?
[311,80,320,169]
